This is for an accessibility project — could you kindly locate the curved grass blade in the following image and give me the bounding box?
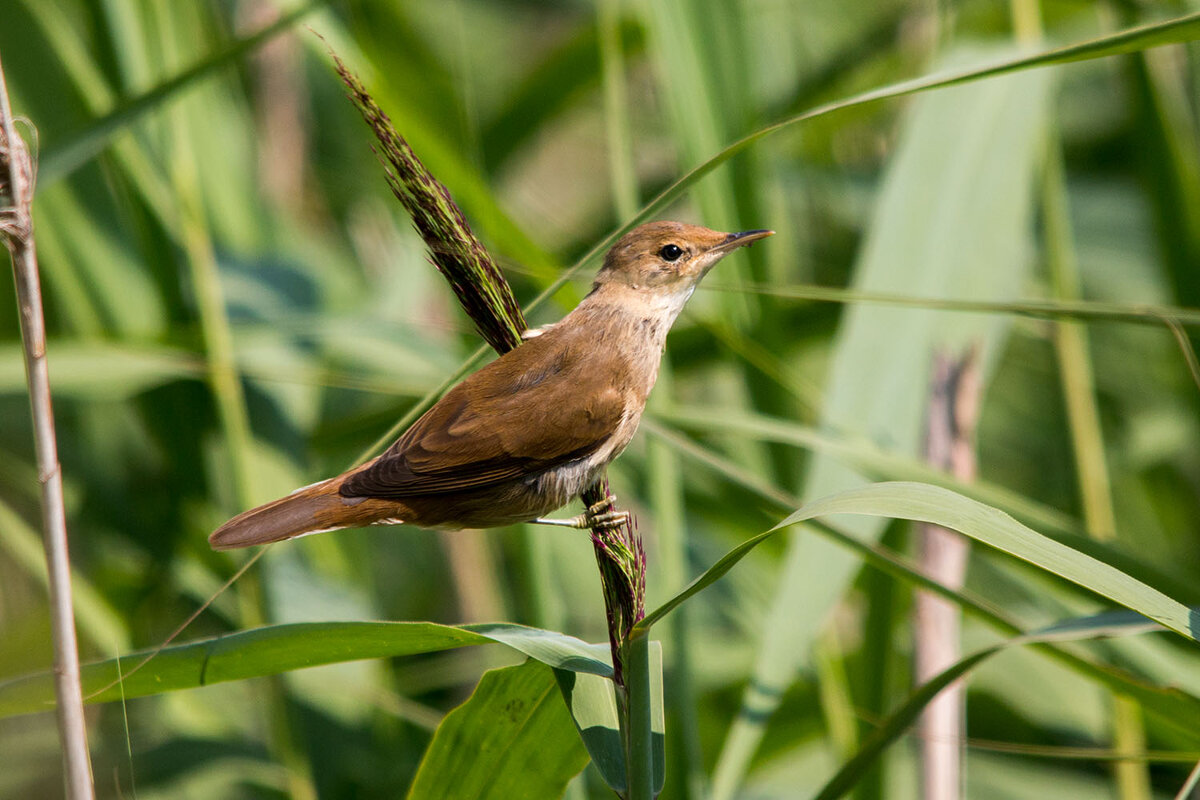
[639,421,1018,625]
[778,482,1197,641]
[637,482,1196,641]
[642,425,1200,741]
[0,621,611,718]
[810,611,1166,800]
[652,410,1199,604]
[626,11,1200,233]
[406,660,589,800]
[704,280,1200,329]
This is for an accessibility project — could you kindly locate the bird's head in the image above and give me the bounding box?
[593,221,773,298]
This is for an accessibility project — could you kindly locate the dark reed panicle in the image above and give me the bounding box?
[331,52,525,354]
[330,51,645,680]
[587,480,646,685]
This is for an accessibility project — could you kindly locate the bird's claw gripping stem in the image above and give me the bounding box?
[533,498,632,531]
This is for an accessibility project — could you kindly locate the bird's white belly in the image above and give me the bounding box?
[528,407,641,509]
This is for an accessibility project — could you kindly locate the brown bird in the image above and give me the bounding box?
[209,221,773,550]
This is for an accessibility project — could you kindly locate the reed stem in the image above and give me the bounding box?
[0,54,95,800]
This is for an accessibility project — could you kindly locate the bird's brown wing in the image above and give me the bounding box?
[340,333,626,498]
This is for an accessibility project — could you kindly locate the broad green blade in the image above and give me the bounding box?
[467,623,613,677]
[0,621,611,718]
[712,53,1052,797]
[406,660,589,800]
[773,482,1196,641]
[554,669,625,793]
[638,481,1195,641]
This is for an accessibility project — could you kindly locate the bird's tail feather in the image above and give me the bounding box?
[209,478,389,550]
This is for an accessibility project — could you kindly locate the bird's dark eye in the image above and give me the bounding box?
[659,244,684,262]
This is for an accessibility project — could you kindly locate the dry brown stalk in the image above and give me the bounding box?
[0,54,95,800]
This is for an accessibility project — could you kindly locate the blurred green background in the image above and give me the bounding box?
[2,0,1200,797]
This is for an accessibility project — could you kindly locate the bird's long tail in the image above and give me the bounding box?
[209,477,396,550]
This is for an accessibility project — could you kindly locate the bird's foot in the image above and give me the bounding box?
[533,498,632,531]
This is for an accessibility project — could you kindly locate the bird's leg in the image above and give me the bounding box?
[533,497,632,530]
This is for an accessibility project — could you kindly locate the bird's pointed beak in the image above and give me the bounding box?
[708,228,775,256]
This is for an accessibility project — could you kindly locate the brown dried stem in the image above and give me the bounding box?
[0,55,95,799]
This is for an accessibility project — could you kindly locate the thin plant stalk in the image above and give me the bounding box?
[1019,7,1148,793]
[0,56,95,800]
[1175,759,1200,800]
[647,371,704,799]
[702,280,1200,328]
[623,630,654,800]
[1042,137,1152,800]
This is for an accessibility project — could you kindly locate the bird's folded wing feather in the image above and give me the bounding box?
[340,334,626,498]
